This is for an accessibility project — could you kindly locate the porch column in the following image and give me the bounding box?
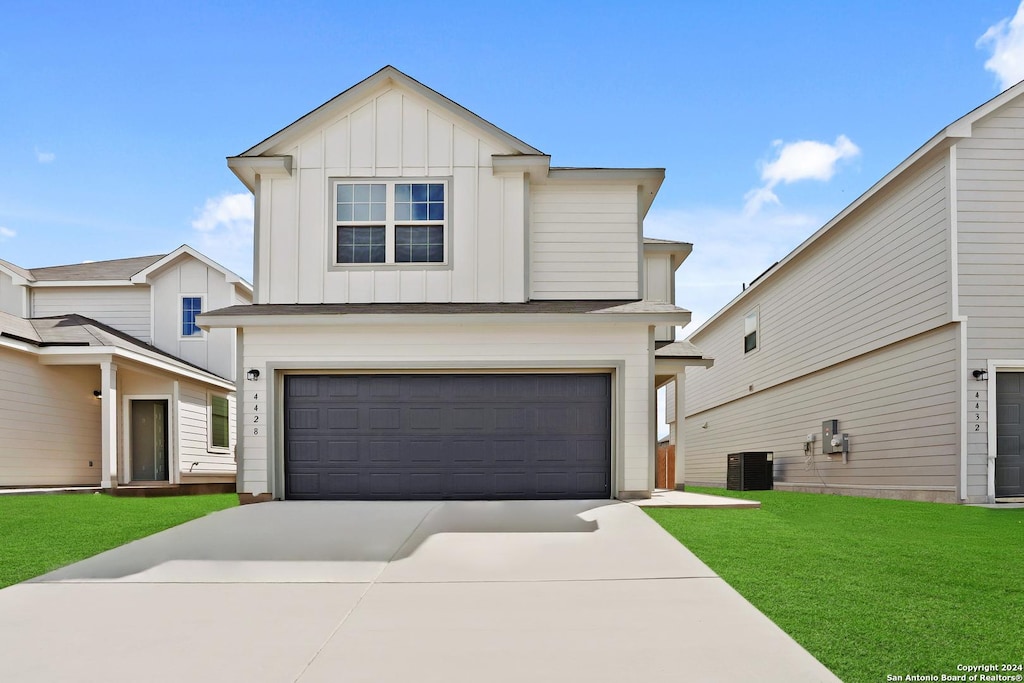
[100,361,118,489]
[673,371,686,490]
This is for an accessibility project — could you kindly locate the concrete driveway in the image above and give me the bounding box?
[0,500,839,682]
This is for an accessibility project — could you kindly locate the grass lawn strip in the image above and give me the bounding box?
[0,493,237,589]
[645,488,1024,683]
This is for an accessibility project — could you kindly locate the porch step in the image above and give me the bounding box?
[110,482,235,498]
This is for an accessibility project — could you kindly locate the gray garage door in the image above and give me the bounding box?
[284,373,611,500]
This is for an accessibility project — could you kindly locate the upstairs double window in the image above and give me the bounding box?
[333,180,447,266]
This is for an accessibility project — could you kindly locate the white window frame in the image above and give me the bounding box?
[207,391,231,453]
[743,307,759,354]
[329,178,451,269]
[180,294,206,340]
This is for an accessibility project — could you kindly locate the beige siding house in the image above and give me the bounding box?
[201,66,707,503]
[675,82,1024,504]
[0,246,252,489]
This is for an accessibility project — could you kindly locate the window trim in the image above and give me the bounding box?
[207,392,231,453]
[743,306,759,355]
[180,294,206,340]
[328,177,454,271]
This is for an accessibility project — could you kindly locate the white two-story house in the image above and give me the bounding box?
[201,66,706,503]
[0,245,252,490]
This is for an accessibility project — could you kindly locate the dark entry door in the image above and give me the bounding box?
[996,372,1024,497]
[131,399,169,482]
[283,373,611,501]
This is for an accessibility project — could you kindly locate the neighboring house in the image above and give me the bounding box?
[200,65,708,503]
[675,81,1024,504]
[0,245,252,489]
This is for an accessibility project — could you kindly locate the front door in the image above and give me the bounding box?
[995,372,1024,497]
[131,400,169,482]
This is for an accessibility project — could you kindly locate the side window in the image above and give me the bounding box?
[210,395,229,450]
[182,296,203,337]
[744,308,759,354]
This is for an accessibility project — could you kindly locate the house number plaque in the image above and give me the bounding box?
[250,391,260,436]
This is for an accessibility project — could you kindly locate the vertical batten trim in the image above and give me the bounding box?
[499,176,505,301]
[319,128,326,303]
[474,138,481,301]
[371,96,377,176]
[294,146,301,302]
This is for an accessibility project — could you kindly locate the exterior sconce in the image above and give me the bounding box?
[972,370,988,380]
[93,390,102,399]
[246,369,261,381]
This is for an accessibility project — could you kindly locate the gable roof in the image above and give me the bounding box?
[688,78,1024,340]
[7,246,252,292]
[29,254,165,282]
[234,65,542,162]
[129,244,253,294]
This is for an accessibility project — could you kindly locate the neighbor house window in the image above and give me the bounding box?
[333,180,447,265]
[209,395,229,450]
[182,296,203,337]
[744,308,759,353]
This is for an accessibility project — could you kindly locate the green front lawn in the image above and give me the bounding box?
[0,493,237,589]
[646,488,1024,683]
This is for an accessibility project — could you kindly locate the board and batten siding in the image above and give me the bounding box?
[955,95,1024,499]
[530,184,640,300]
[150,259,240,380]
[0,348,101,486]
[683,325,959,494]
[237,322,651,497]
[688,151,952,415]
[256,86,527,305]
[178,383,236,479]
[31,287,151,343]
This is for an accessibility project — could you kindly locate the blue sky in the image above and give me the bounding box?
[3,1,1024,331]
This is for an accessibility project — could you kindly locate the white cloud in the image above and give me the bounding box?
[0,226,15,241]
[34,148,55,163]
[978,2,1024,90]
[191,193,254,280]
[645,206,821,334]
[744,135,860,215]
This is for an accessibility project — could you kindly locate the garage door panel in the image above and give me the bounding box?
[288,408,319,430]
[284,374,611,500]
[327,408,359,429]
[327,441,359,462]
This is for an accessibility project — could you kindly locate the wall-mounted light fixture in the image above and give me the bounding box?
[92,390,102,399]
[700,422,709,430]
[972,370,989,380]
[246,369,261,381]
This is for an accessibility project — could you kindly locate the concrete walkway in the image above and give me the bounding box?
[0,500,838,682]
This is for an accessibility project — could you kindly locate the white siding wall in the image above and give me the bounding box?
[956,95,1024,499]
[683,326,959,493]
[0,348,101,486]
[0,272,25,316]
[178,383,236,479]
[689,151,952,415]
[530,184,639,299]
[31,287,151,342]
[238,323,652,497]
[256,86,527,305]
[151,259,239,380]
